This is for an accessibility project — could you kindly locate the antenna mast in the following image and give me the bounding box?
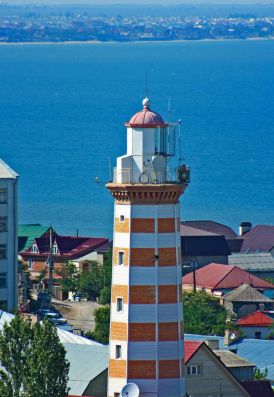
[178,119,183,165]
[168,96,172,121]
[145,69,149,98]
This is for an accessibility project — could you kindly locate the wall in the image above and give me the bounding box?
[0,177,18,311]
[224,301,274,318]
[182,255,228,275]
[240,326,272,339]
[228,366,254,381]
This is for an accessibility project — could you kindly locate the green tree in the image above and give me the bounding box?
[99,286,111,305]
[79,268,101,300]
[25,320,70,397]
[57,262,80,298]
[0,315,70,397]
[0,315,32,397]
[86,306,110,344]
[98,250,112,304]
[35,268,47,289]
[57,250,112,303]
[254,367,268,380]
[184,291,227,336]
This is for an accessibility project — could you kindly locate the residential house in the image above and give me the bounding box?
[20,233,111,300]
[181,220,243,254]
[229,253,274,279]
[182,263,274,297]
[0,159,18,311]
[221,283,274,318]
[213,348,255,381]
[240,225,274,255]
[237,311,274,339]
[185,333,274,386]
[185,340,273,397]
[181,225,231,272]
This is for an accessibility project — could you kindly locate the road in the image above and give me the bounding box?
[52,299,101,333]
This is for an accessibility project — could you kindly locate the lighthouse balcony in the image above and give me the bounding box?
[113,165,190,185]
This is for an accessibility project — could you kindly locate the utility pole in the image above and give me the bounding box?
[47,227,54,307]
[192,260,197,293]
[182,260,197,293]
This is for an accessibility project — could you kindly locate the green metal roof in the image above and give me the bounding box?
[18,224,50,252]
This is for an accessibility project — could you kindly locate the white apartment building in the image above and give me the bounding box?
[0,159,18,311]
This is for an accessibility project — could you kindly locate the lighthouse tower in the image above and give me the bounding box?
[107,98,188,397]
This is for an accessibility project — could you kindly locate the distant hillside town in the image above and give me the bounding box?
[1,4,274,42]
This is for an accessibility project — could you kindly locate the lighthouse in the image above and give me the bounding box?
[107,98,189,397]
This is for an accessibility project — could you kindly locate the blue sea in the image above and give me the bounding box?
[0,40,273,238]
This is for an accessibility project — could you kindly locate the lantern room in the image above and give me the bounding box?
[115,98,181,185]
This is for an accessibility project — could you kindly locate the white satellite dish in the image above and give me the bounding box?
[152,155,166,174]
[121,383,140,397]
[230,332,236,340]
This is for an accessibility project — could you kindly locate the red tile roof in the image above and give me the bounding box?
[21,235,110,261]
[182,263,274,290]
[241,225,274,253]
[237,311,274,327]
[184,341,203,363]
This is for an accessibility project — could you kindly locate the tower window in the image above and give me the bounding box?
[119,215,125,222]
[115,345,122,359]
[117,297,123,312]
[118,251,125,266]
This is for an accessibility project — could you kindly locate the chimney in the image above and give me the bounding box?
[205,339,219,350]
[239,222,252,236]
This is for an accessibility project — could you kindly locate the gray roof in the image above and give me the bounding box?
[214,349,255,368]
[229,253,274,272]
[180,224,217,236]
[65,343,109,395]
[181,220,238,239]
[223,283,273,303]
[0,159,18,179]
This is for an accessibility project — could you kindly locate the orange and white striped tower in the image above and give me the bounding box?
[107,98,189,397]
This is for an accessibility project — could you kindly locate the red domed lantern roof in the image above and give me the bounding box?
[125,98,168,128]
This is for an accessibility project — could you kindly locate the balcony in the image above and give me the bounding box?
[112,165,190,185]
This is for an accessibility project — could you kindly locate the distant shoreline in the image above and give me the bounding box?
[0,37,273,46]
